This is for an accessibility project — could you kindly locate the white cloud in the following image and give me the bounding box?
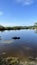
[0,11,3,16]
[24,0,33,5]
[15,0,33,5]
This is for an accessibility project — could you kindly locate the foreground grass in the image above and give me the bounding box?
[0,56,37,65]
[0,57,20,65]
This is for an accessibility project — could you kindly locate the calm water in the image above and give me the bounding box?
[0,29,37,61]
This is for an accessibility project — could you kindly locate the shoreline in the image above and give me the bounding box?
[0,25,37,31]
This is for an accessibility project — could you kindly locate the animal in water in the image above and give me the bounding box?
[12,37,20,40]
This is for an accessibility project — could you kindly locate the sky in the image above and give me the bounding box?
[0,0,37,26]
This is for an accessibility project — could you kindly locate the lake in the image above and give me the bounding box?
[0,29,37,61]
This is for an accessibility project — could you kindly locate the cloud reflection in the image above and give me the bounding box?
[0,39,14,44]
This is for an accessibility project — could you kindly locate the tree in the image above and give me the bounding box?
[34,23,37,26]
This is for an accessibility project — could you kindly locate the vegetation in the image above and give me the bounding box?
[0,57,20,65]
[0,56,37,65]
[0,23,37,30]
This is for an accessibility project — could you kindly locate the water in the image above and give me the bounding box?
[0,29,37,61]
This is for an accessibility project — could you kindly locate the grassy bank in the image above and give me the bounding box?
[0,56,37,65]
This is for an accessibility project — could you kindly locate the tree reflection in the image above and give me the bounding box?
[34,29,37,33]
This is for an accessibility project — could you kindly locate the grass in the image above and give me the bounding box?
[0,57,20,65]
[0,56,37,65]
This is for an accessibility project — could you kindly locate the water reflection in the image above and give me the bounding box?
[34,29,37,33]
[0,39,14,44]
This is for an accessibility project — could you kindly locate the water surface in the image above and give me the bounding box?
[0,30,37,61]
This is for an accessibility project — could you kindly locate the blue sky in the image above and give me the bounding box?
[0,0,37,26]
